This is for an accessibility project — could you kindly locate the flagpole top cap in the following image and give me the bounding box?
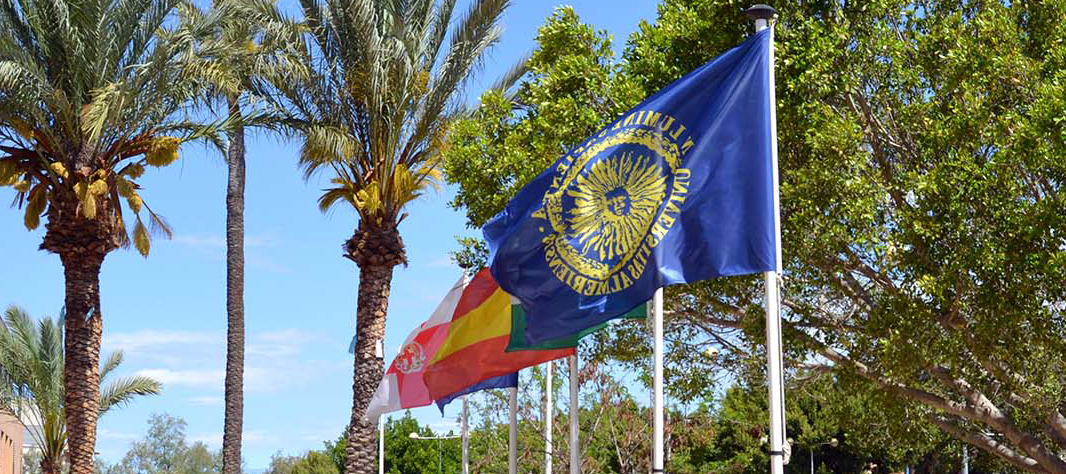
[745,4,777,21]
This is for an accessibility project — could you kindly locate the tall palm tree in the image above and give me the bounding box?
[273,1,511,471]
[0,2,223,472]
[177,2,305,471]
[0,306,162,474]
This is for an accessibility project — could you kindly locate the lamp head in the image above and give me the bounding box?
[408,432,419,439]
[830,438,839,448]
[745,4,777,21]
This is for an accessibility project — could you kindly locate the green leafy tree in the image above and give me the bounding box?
[621,0,1066,471]
[444,0,1066,471]
[0,306,162,474]
[104,413,223,474]
[271,1,512,471]
[0,2,223,471]
[265,451,340,474]
[382,411,460,474]
[444,5,643,234]
[323,431,348,473]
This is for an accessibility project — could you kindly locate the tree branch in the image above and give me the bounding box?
[927,366,1066,472]
[930,416,1042,473]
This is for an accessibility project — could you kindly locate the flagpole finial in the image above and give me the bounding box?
[745,4,777,21]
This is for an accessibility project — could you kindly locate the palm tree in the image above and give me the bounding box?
[0,2,222,472]
[177,3,305,471]
[272,1,511,471]
[0,306,162,474]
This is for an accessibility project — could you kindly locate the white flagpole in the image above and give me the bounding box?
[462,395,470,474]
[545,361,554,474]
[652,289,665,473]
[747,4,787,474]
[376,338,385,474]
[568,354,580,474]
[509,386,518,474]
[378,418,385,474]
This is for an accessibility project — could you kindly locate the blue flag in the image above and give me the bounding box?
[484,29,777,346]
[435,372,517,413]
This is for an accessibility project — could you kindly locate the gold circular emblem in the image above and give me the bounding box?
[567,152,666,263]
[538,125,691,296]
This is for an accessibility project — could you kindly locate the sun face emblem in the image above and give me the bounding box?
[535,121,692,296]
[565,152,667,262]
[394,342,424,374]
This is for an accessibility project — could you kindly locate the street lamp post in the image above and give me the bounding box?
[810,438,839,474]
[409,432,461,474]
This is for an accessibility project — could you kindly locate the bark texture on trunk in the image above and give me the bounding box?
[344,222,405,474]
[60,252,104,474]
[222,98,246,474]
[40,456,60,474]
[43,179,118,474]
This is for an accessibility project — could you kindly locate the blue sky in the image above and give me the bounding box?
[0,1,660,469]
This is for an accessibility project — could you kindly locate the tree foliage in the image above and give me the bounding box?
[274,0,515,231]
[0,306,162,474]
[444,6,642,231]
[265,450,340,474]
[102,413,222,474]
[382,411,461,474]
[443,0,1066,471]
[0,0,227,255]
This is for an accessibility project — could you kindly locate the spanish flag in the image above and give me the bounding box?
[422,268,573,401]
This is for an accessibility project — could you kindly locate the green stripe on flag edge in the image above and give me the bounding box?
[505,302,647,352]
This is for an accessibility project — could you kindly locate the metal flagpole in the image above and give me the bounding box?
[963,445,969,474]
[545,361,554,474]
[462,395,470,474]
[569,354,580,474]
[747,4,787,474]
[509,387,518,474]
[652,289,665,473]
[376,338,385,474]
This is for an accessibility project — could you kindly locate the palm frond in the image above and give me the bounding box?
[299,125,361,180]
[485,52,529,100]
[99,375,162,414]
[269,0,510,224]
[99,351,124,382]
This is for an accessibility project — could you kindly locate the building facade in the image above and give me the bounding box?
[0,413,23,474]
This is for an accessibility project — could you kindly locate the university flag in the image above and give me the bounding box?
[484,29,777,346]
[422,268,574,401]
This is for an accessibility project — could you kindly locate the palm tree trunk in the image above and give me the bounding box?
[60,251,104,474]
[344,224,405,474]
[40,456,60,474]
[222,97,246,474]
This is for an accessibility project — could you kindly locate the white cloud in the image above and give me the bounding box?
[114,328,335,394]
[244,235,281,248]
[173,234,226,248]
[246,329,317,358]
[191,430,273,448]
[104,330,219,354]
[135,369,225,388]
[189,395,224,406]
[191,432,223,448]
[98,428,139,441]
[171,233,287,272]
[425,255,454,268]
[174,233,280,249]
[243,430,273,444]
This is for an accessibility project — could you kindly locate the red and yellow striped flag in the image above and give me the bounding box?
[422,268,573,401]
